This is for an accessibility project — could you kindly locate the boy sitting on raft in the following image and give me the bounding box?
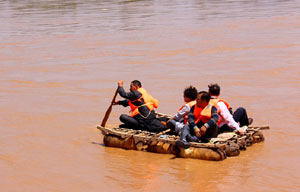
[165,86,198,134]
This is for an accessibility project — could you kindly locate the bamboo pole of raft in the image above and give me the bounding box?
[248,125,270,130]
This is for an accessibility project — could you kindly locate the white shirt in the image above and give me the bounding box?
[174,104,191,121]
[217,101,240,130]
[173,103,192,133]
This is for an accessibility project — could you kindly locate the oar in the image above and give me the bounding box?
[101,88,119,127]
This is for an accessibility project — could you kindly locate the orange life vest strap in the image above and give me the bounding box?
[194,104,213,124]
[209,98,230,125]
[178,100,196,124]
[129,88,156,117]
[209,98,230,110]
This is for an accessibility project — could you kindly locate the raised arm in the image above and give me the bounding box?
[117,80,138,100]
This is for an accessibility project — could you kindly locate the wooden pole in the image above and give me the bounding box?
[101,88,119,127]
[248,125,270,130]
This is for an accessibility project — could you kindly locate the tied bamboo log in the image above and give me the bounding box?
[97,111,269,161]
[97,125,267,161]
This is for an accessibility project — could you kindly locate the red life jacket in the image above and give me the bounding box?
[128,88,158,117]
[178,100,196,124]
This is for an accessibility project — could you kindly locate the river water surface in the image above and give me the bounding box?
[1,0,300,191]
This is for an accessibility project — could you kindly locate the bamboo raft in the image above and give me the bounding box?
[97,114,268,161]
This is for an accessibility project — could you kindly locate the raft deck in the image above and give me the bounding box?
[97,124,268,161]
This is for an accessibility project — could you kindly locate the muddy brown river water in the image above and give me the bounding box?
[0,0,300,191]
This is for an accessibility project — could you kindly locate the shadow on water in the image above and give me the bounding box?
[91,141,105,146]
[91,139,179,160]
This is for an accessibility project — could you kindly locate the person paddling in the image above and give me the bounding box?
[208,83,253,135]
[113,80,166,132]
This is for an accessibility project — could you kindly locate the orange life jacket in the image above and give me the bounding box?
[209,98,230,125]
[128,88,158,117]
[209,98,230,110]
[178,100,196,124]
[194,104,214,124]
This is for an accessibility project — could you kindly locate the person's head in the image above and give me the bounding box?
[196,91,210,108]
[208,83,220,96]
[130,80,142,92]
[183,86,198,102]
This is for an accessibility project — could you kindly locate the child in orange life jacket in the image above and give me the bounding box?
[113,80,166,132]
[176,91,219,149]
[166,86,197,134]
[208,83,253,135]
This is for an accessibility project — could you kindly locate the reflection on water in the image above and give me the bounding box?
[1,0,300,191]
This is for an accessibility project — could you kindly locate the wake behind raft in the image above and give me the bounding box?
[97,113,268,161]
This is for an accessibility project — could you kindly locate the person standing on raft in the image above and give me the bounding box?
[176,91,219,149]
[113,80,166,132]
[208,83,253,135]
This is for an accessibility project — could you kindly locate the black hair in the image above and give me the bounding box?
[131,80,142,87]
[198,91,210,102]
[208,83,220,96]
[184,86,198,100]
